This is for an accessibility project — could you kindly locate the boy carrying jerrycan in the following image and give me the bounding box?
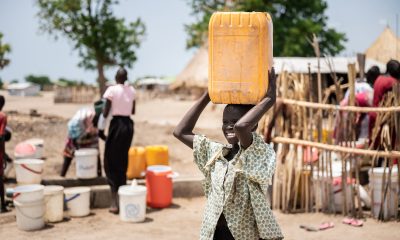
[174,12,283,240]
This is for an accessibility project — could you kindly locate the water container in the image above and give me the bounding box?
[13,184,45,231]
[118,183,147,222]
[44,185,64,223]
[25,138,44,159]
[64,187,91,217]
[146,165,178,208]
[127,147,146,179]
[75,148,98,179]
[145,145,169,166]
[14,159,44,185]
[208,12,273,104]
[14,142,37,159]
[369,167,398,220]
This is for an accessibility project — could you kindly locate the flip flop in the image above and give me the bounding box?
[319,222,334,230]
[300,225,318,232]
[342,217,353,225]
[342,217,363,227]
[350,219,363,227]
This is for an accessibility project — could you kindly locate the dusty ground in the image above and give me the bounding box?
[1,197,400,240]
[2,90,225,179]
[1,90,399,239]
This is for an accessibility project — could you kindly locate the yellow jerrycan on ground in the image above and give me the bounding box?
[208,12,273,104]
[145,145,169,166]
[126,147,146,179]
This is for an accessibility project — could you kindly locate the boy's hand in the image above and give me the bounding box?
[266,67,276,100]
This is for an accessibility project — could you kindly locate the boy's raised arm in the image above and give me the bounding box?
[234,68,277,149]
[173,91,211,149]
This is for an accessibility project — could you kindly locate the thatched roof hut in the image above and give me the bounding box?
[366,27,400,63]
[170,46,208,90]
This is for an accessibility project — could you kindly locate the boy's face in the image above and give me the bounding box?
[222,106,249,145]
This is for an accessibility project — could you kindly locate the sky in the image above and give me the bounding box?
[0,0,399,84]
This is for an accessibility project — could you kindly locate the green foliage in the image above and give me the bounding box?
[185,0,347,56]
[36,0,146,93]
[25,75,53,89]
[0,32,11,70]
[0,77,3,89]
[57,77,89,87]
[10,79,19,84]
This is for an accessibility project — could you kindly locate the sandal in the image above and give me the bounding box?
[300,225,318,232]
[108,207,119,215]
[319,222,334,230]
[342,217,363,227]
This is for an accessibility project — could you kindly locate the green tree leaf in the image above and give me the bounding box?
[185,0,347,56]
[36,0,146,93]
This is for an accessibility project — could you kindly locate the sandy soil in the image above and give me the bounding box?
[2,90,225,179]
[1,197,399,240]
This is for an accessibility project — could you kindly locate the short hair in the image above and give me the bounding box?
[366,66,380,86]
[115,67,128,82]
[223,104,254,118]
[386,59,400,79]
[0,95,5,110]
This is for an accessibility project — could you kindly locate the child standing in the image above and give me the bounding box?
[173,69,283,240]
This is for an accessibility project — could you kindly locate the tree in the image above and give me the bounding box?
[0,32,11,70]
[25,75,53,90]
[37,0,146,94]
[185,0,347,57]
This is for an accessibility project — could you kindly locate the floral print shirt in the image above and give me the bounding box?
[193,132,283,240]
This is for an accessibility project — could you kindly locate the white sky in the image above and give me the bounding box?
[0,0,399,84]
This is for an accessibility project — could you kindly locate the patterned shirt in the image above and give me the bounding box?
[193,132,283,240]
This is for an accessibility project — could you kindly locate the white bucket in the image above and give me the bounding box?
[25,138,44,159]
[118,184,147,222]
[75,148,98,179]
[44,185,64,223]
[369,167,399,219]
[13,184,45,231]
[14,159,44,185]
[64,187,91,217]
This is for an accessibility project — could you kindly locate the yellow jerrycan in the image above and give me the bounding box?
[126,147,146,179]
[145,145,169,166]
[208,12,273,104]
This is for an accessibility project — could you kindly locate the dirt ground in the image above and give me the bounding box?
[1,197,399,240]
[2,90,225,179]
[1,90,400,239]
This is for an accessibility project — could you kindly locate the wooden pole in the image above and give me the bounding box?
[271,137,400,158]
[280,99,400,113]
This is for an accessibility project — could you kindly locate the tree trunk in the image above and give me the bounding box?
[97,62,106,96]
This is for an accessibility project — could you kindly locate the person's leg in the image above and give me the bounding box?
[97,154,102,177]
[0,177,8,213]
[60,156,73,177]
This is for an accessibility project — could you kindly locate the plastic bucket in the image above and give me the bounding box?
[369,167,399,219]
[64,187,91,217]
[118,184,147,222]
[44,185,64,223]
[14,159,44,185]
[13,184,45,231]
[75,148,98,179]
[146,165,178,208]
[14,142,37,159]
[25,138,44,159]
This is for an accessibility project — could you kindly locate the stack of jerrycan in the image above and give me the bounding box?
[208,12,273,104]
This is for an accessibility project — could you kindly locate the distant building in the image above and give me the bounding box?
[7,82,40,96]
